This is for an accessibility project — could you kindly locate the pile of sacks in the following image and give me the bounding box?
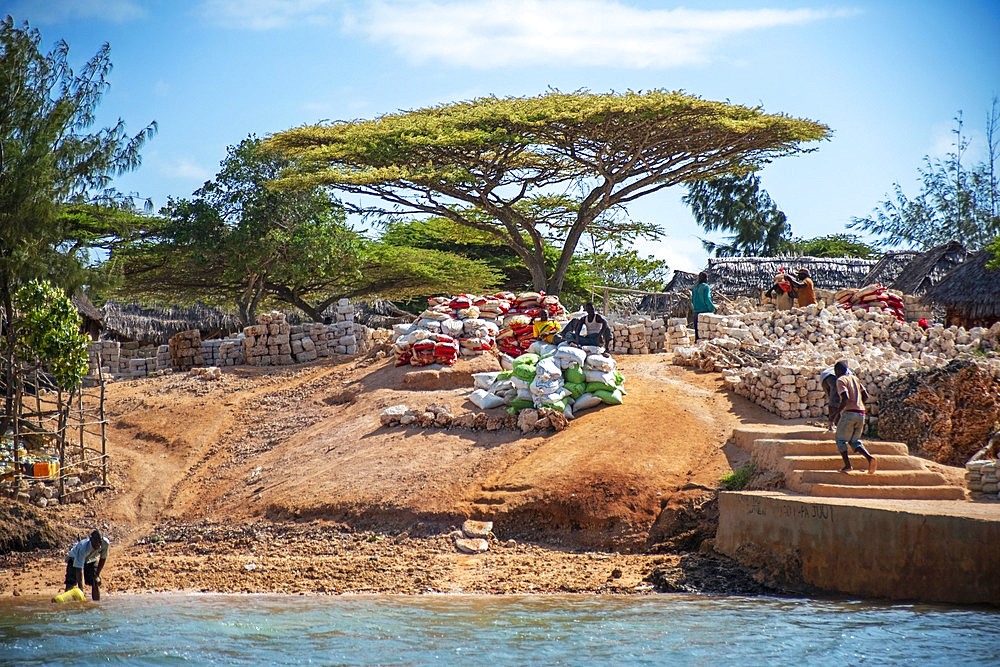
[467,341,626,417]
[392,291,569,366]
[834,284,905,320]
[495,292,569,357]
[673,303,1000,420]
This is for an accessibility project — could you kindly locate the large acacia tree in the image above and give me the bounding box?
[266,90,829,294]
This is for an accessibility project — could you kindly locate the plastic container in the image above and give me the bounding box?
[31,461,59,479]
[52,587,86,603]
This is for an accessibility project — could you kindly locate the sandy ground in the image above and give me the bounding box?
[1,352,789,598]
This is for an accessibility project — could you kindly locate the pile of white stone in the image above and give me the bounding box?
[673,304,1000,420]
[328,298,360,355]
[201,337,245,366]
[169,330,204,371]
[609,316,666,354]
[965,460,999,499]
[667,318,694,349]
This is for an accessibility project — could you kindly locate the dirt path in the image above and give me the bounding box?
[1,352,786,597]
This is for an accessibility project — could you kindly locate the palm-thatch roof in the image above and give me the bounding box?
[705,256,878,297]
[858,251,922,287]
[922,249,1000,324]
[71,292,103,323]
[888,240,969,296]
[664,270,699,292]
[100,302,245,344]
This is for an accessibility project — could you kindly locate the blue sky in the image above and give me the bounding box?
[7,0,1000,274]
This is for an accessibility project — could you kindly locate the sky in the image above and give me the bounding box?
[6,0,1000,275]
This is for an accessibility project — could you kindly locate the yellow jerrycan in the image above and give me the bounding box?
[52,586,86,603]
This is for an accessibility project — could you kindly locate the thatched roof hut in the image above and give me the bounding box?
[858,251,922,287]
[100,302,245,345]
[888,240,969,296]
[922,249,1000,327]
[71,292,104,340]
[705,256,878,297]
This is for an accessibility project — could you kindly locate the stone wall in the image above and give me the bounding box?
[609,316,666,354]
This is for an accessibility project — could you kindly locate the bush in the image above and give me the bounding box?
[720,462,755,490]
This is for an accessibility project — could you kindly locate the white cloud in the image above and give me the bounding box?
[161,158,212,182]
[198,0,341,29]
[6,0,145,24]
[346,0,859,69]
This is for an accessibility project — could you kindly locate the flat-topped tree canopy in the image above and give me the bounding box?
[266,90,830,294]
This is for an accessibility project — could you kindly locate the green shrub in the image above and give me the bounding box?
[720,462,755,490]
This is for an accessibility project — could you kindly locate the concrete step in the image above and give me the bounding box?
[753,438,908,456]
[781,454,924,473]
[731,425,829,451]
[751,438,908,470]
[790,469,950,487]
[801,483,968,500]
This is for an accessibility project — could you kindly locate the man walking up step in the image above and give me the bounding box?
[831,360,877,474]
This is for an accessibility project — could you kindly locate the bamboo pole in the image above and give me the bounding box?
[98,354,107,487]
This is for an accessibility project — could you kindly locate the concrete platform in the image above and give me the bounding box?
[716,491,1000,605]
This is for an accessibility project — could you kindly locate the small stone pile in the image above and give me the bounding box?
[169,330,204,371]
[666,318,694,349]
[966,460,999,499]
[451,519,493,554]
[378,403,570,433]
[609,316,666,354]
[328,298,358,355]
[243,312,294,366]
[200,337,245,366]
[673,304,1000,421]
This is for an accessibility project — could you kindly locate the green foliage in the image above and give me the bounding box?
[580,247,670,292]
[683,172,792,257]
[110,137,500,321]
[987,237,1000,271]
[267,89,829,293]
[720,462,756,491]
[850,100,1000,250]
[788,234,877,259]
[12,281,89,390]
[0,17,157,302]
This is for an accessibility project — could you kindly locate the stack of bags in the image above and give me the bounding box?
[495,292,569,356]
[394,330,460,367]
[834,284,905,320]
[467,342,626,418]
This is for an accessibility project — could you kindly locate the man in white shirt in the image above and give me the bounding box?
[64,530,109,600]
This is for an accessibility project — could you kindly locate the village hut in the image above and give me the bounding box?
[888,240,969,296]
[922,249,1000,327]
[71,292,104,340]
[705,256,878,297]
[664,270,699,292]
[858,250,922,287]
[100,301,244,345]
[635,270,699,316]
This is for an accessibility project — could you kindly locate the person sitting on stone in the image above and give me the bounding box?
[561,302,612,350]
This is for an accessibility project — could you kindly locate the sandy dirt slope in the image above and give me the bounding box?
[1,352,787,597]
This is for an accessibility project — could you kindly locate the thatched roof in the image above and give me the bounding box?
[71,292,103,324]
[858,251,922,287]
[100,302,245,344]
[922,249,1000,322]
[664,270,699,292]
[705,256,878,297]
[889,240,969,296]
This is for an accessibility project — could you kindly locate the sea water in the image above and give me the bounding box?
[1,593,997,666]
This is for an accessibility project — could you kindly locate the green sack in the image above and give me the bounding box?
[495,370,514,381]
[594,388,624,405]
[564,381,586,399]
[564,364,586,385]
[509,398,535,412]
[586,381,618,394]
[542,399,567,412]
[513,353,540,366]
[513,364,537,381]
